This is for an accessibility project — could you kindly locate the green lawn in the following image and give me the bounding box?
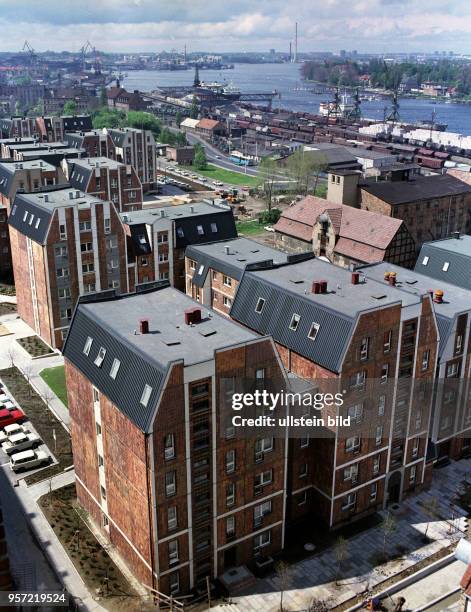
[39,365,68,408]
[196,164,259,187]
[236,220,266,236]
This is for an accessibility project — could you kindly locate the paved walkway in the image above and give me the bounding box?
[213,460,471,612]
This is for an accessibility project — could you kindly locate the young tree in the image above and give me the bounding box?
[193,144,207,170]
[275,560,291,612]
[99,85,107,108]
[285,150,328,197]
[175,110,183,128]
[62,100,77,116]
[257,156,280,212]
[334,535,349,585]
[381,512,397,560]
[6,345,16,368]
[190,95,199,119]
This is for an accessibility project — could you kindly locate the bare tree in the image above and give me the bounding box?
[381,512,397,561]
[334,535,349,584]
[256,156,280,212]
[285,150,328,197]
[22,363,34,396]
[309,597,332,612]
[6,345,16,368]
[275,560,291,611]
[422,496,440,540]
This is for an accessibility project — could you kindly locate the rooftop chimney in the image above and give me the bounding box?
[190,205,195,213]
[160,209,166,218]
[185,307,202,326]
[319,280,328,294]
[453,231,461,240]
[75,190,80,198]
[434,289,444,304]
[139,319,149,334]
[44,194,49,203]
[388,272,397,286]
[351,272,360,285]
[224,246,230,255]
[311,281,321,295]
[68,191,74,199]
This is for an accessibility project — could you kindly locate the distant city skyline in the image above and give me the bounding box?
[0,0,470,55]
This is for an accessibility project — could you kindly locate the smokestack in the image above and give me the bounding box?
[289,41,292,63]
[294,22,298,63]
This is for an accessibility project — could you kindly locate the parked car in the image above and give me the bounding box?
[10,449,49,472]
[1,400,15,411]
[0,393,10,403]
[0,408,25,428]
[2,432,41,455]
[0,423,31,444]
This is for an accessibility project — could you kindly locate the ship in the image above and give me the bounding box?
[319,93,355,118]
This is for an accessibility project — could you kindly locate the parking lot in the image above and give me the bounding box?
[0,378,56,484]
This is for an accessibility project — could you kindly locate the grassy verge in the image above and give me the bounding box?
[40,365,68,408]
[196,164,259,187]
[0,367,72,485]
[236,219,266,236]
[38,485,140,608]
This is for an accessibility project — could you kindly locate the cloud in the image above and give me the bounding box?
[0,1,469,52]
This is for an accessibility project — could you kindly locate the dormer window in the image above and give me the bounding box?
[289,313,300,331]
[255,298,265,314]
[83,336,93,356]
[196,225,204,236]
[110,358,120,380]
[308,322,320,341]
[141,384,152,407]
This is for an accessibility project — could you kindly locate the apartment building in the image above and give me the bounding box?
[124,201,238,292]
[2,141,69,160]
[64,130,114,159]
[105,127,157,190]
[63,286,287,595]
[230,258,438,528]
[361,261,471,462]
[65,157,143,212]
[0,206,10,281]
[185,237,291,315]
[0,159,66,213]
[8,188,128,349]
[36,115,93,142]
[0,117,38,139]
[274,195,416,268]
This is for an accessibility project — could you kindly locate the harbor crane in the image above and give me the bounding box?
[21,40,37,65]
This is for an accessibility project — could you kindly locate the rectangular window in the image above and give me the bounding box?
[412,438,419,459]
[375,425,383,446]
[254,530,271,550]
[104,218,111,234]
[164,434,175,460]
[347,403,363,423]
[254,500,272,526]
[82,263,94,273]
[373,456,380,475]
[140,384,152,407]
[410,465,417,484]
[360,337,369,361]
[289,313,301,331]
[100,485,106,500]
[383,330,392,353]
[196,224,204,235]
[300,437,309,448]
[226,482,235,507]
[165,471,176,497]
[223,275,232,287]
[160,253,169,263]
[94,347,106,367]
[421,349,430,371]
[169,571,179,595]
[299,462,308,478]
[254,470,272,489]
[167,506,177,531]
[176,227,184,238]
[225,449,236,474]
[223,296,232,308]
[58,287,71,299]
[345,435,360,453]
[83,336,93,356]
[60,307,72,320]
[254,437,273,461]
[378,395,386,416]
[158,233,168,243]
[308,322,320,341]
[342,492,356,511]
[381,364,389,383]
[456,335,463,355]
[370,482,378,502]
[79,220,92,232]
[96,422,102,436]
[344,464,358,482]
[255,298,265,314]
[298,490,308,506]
[350,371,366,389]
[168,540,179,565]
[211,222,218,233]
[226,515,235,537]
[98,454,104,468]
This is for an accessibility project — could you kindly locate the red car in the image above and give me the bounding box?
[0,408,25,427]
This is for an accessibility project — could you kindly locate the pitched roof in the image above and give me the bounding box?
[274,195,405,262]
[448,168,471,186]
[197,118,221,130]
[415,235,471,291]
[360,174,471,205]
[63,286,257,432]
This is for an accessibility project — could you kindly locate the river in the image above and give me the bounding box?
[122,62,471,136]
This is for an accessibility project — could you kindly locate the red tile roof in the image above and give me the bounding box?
[274,195,405,263]
[197,118,221,131]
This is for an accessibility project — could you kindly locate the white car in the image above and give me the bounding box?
[1,400,15,411]
[0,393,9,403]
[0,423,31,444]
[2,432,41,455]
[200,177,208,183]
[10,449,49,472]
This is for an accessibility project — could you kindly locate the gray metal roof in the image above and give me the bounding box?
[415,236,471,291]
[357,261,471,357]
[8,188,104,244]
[186,237,290,287]
[63,286,257,431]
[230,258,418,373]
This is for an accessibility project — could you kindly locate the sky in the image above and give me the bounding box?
[1,0,471,54]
